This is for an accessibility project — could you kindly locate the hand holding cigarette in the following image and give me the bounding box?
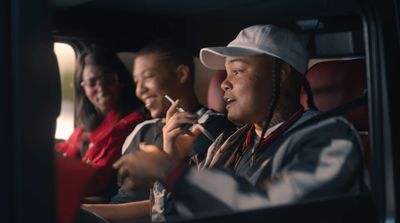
[164,95,215,142]
[164,95,185,113]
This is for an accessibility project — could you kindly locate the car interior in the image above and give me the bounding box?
[1,0,399,222]
[51,4,374,221]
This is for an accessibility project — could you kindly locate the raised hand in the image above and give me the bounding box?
[113,143,176,190]
[162,99,201,160]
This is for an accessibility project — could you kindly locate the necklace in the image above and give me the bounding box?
[232,107,304,173]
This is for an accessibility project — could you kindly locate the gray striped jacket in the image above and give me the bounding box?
[168,110,368,219]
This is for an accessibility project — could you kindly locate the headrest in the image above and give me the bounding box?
[300,59,368,130]
[207,70,227,113]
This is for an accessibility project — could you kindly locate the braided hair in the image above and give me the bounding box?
[255,58,282,149]
[256,59,317,149]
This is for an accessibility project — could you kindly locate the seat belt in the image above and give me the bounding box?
[291,90,367,133]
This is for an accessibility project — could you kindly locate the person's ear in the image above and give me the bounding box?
[279,62,302,104]
[280,62,292,83]
[176,65,191,84]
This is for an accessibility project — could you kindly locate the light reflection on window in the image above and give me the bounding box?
[54,43,75,140]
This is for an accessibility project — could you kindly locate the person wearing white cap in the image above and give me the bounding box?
[113,24,366,219]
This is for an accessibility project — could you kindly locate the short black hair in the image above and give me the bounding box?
[137,38,195,81]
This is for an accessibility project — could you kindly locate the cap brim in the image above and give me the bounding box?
[200,47,263,70]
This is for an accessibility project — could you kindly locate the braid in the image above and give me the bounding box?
[256,58,281,150]
[300,75,318,110]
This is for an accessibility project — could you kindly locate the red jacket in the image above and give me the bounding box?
[56,110,144,196]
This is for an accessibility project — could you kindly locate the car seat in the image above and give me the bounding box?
[55,156,95,223]
[300,59,370,173]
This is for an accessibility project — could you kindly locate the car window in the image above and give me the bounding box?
[54,42,75,140]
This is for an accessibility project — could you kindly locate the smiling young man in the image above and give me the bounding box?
[113,25,367,219]
[82,39,235,222]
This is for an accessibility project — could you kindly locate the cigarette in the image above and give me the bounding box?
[164,95,185,112]
[164,95,215,143]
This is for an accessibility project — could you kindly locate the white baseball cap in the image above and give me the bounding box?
[200,24,309,74]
